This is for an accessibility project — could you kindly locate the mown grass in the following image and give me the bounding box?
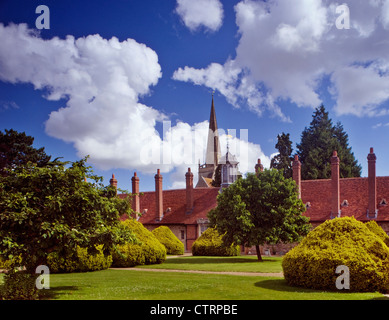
[1,255,388,300]
[1,269,386,300]
[135,255,283,273]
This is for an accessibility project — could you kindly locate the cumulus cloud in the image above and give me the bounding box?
[0,23,266,189]
[175,0,224,32]
[173,0,389,119]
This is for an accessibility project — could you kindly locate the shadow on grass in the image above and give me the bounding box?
[254,279,389,300]
[39,286,79,300]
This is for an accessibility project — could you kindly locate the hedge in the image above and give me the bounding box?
[192,227,240,256]
[152,226,184,255]
[112,219,166,267]
[282,217,389,293]
[47,244,113,273]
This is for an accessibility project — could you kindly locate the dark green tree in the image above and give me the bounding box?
[0,129,52,175]
[208,170,310,261]
[0,157,135,298]
[296,105,361,180]
[270,132,293,179]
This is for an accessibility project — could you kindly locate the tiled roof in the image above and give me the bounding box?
[301,176,389,222]
[120,187,219,225]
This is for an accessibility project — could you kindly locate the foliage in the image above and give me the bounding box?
[0,129,52,176]
[47,244,113,273]
[152,226,184,255]
[0,271,40,300]
[282,217,389,292]
[0,157,135,275]
[296,105,361,180]
[192,228,240,256]
[365,220,389,247]
[208,170,310,260]
[270,132,293,179]
[112,219,166,267]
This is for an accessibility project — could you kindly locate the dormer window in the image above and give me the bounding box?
[380,199,387,206]
[305,202,311,209]
[341,200,349,207]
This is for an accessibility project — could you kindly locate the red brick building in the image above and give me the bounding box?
[115,98,389,252]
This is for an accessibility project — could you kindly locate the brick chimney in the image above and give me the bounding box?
[292,155,301,199]
[131,172,140,215]
[110,174,117,194]
[155,169,163,221]
[255,159,264,174]
[185,168,194,213]
[331,151,340,218]
[367,147,377,218]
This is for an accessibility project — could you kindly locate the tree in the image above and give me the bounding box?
[208,170,311,261]
[0,129,52,175]
[0,157,135,296]
[270,132,293,179]
[296,105,361,180]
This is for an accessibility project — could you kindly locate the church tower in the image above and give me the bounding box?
[196,94,221,188]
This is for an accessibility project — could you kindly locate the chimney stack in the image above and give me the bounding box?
[155,169,163,221]
[367,147,377,218]
[255,159,264,174]
[131,172,140,215]
[186,168,194,212]
[331,151,340,218]
[292,155,301,199]
[110,174,118,194]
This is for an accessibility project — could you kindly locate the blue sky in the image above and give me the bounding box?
[1,0,389,192]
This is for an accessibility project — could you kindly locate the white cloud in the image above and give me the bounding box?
[0,23,267,189]
[175,0,224,32]
[173,0,389,119]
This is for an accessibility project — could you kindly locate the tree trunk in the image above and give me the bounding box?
[255,245,263,262]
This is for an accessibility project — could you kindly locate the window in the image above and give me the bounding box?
[380,199,387,206]
[180,230,185,240]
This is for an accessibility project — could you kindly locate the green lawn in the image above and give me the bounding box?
[1,269,385,300]
[135,255,283,273]
[1,255,388,300]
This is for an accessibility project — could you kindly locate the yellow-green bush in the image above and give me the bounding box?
[112,219,166,267]
[192,227,240,256]
[365,220,389,247]
[282,217,389,293]
[152,226,184,255]
[47,244,112,273]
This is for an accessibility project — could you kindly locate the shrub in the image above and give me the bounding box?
[282,217,389,293]
[365,220,389,247]
[152,226,184,255]
[192,228,240,256]
[0,271,39,300]
[47,244,113,273]
[112,219,166,267]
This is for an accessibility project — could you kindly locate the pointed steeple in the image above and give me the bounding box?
[205,93,221,167]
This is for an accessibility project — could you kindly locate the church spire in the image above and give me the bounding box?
[205,92,221,166]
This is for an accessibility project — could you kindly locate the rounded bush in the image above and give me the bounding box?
[282,217,389,293]
[47,244,113,273]
[152,226,184,255]
[112,219,166,267]
[192,228,240,256]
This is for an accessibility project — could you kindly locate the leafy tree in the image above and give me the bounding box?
[296,105,361,180]
[0,157,135,279]
[270,132,293,179]
[0,129,52,175]
[208,170,310,261]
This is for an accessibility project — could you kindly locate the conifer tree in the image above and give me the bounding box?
[270,132,293,179]
[296,105,361,180]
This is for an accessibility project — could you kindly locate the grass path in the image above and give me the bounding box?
[112,267,283,277]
